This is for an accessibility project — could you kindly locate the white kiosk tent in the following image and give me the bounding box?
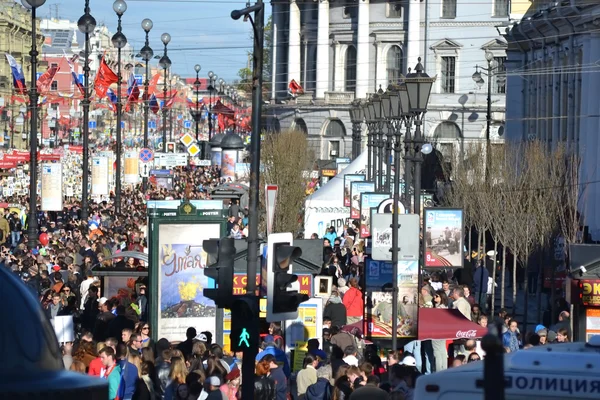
[303,152,369,239]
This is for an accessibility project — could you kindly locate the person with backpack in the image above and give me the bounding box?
[305,365,333,400]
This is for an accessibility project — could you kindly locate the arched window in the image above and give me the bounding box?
[387,45,403,84]
[433,121,462,139]
[324,119,346,137]
[293,118,308,134]
[345,46,357,92]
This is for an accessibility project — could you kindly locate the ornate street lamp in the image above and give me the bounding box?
[207,71,217,143]
[348,100,364,159]
[111,0,127,215]
[22,0,46,249]
[78,0,96,221]
[159,32,171,151]
[193,64,202,141]
[140,18,153,192]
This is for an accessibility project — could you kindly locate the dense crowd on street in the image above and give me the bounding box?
[0,157,576,400]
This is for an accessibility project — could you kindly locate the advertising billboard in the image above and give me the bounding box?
[359,192,390,238]
[424,208,464,268]
[343,174,365,207]
[157,223,221,341]
[350,181,375,219]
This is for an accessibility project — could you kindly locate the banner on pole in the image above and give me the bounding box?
[91,156,109,195]
[124,151,139,184]
[41,163,62,211]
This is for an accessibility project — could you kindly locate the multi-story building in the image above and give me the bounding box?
[0,0,44,148]
[505,1,600,237]
[267,0,528,167]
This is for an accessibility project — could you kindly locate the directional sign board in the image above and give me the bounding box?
[371,213,420,261]
[148,121,157,129]
[139,162,150,177]
[139,148,154,163]
[154,152,188,169]
[184,120,192,129]
[134,74,143,85]
[88,121,97,129]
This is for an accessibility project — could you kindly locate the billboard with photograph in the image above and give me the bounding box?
[364,260,419,338]
[350,181,375,219]
[343,174,364,207]
[424,208,464,268]
[157,223,221,341]
[359,192,390,238]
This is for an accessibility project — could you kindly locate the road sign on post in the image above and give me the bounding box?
[139,148,154,163]
[265,185,278,236]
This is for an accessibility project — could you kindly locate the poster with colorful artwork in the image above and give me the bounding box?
[157,223,221,342]
[424,208,464,268]
[359,192,390,238]
[343,174,364,207]
[350,181,375,219]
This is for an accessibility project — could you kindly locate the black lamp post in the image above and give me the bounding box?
[349,100,363,159]
[363,100,373,182]
[207,71,217,142]
[77,0,96,222]
[140,18,153,192]
[159,32,171,151]
[370,92,385,192]
[192,64,202,145]
[111,0,127,215]
[22,0,45,250]
[381,90,394,193]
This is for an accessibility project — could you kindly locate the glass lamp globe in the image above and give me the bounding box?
[194,64,201,73]
[78,13,97,34]
[22,0,46,9]
[111,32,128,49]
[141,18,153,33]
[112,0,127,16]
[161,33,171,45]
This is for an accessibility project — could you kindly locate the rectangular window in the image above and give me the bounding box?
[493,0,508,17]
[494,56,506,94]
[51,81,58,91]
[387,1,403,18]
[343,0,356,18]
[51,102,59,110]
[329,141,340,158]
[442,0,457,18]
[441,56,456,93]
[51,63,58,69]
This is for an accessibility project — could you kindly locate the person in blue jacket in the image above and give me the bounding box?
[116,343,139,400]
[256,341,291,378]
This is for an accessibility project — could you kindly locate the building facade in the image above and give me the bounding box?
[505,1,599,237]
[0,0,44,149]
[267,0,528,164]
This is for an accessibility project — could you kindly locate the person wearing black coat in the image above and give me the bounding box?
[107,305,135,342]
[323,293,347,328]
[254,375,276,400]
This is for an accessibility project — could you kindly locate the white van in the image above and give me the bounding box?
[414,337,600,400]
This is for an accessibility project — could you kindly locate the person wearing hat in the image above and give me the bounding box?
[220,368,240,400]
[205,376,224,400]
[324,289,347,328]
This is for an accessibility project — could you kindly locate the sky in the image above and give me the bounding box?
[32,0,270,82]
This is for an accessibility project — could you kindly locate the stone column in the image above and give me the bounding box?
[356,0,370,99]
[271,0,280,100]
[288,0,302,87]
[315,0,330,99]
[406,0,421,71]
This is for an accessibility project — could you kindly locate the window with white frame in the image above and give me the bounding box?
[433,121,461,140]
[51,81,58,91]
[345,46,357,92]
[441,56,456,93]
[387,1,403,18]
[387,45,403,85]
[442,0,457,18]
[493,0,508,17]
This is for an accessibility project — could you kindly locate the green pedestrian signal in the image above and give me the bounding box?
[238,328,250,348]
[230,295,259,352]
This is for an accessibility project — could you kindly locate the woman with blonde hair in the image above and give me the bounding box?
[163,356,188,400]
[69,360,86,373]
[128,352,142,378]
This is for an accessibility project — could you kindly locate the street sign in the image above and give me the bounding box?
[88,121,97,129]
[265,185,278,236]
[183,120,192,129]
[378,198,406,215]
[195,159,211,166]
[139,148,154,163]
[187,143,201,157]
[148,121,157,129]
[154,153,188,169]
[180,133,195,147]
[371,213,420,261]
[120,121,125,129]
[134,74,143,85]
[139,162,150,177]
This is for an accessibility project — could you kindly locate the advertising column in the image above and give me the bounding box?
[124,151,139,185]
[41,163,62,211]
[91,156,109,196]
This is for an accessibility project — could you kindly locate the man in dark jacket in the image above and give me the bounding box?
[116,343,138,400]
[156,349,172,397]
[176,327,196,357]
[323,291,347,328]
[473,261,489,314]
[305,366,332,400]
[261,354,287,400]
[94,297,115,342]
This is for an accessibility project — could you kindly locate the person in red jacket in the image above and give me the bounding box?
[343,278,364,325]
[88,342,105,376]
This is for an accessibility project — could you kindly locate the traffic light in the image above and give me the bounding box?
[203,238,236,309]
[230,294,259,352]
[266,232,309,322]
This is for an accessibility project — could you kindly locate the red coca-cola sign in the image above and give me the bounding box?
[455,330,477,339]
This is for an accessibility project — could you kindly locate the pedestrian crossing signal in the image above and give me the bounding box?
[230,295,259,352]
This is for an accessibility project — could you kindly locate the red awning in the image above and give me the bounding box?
[418,308,487,340]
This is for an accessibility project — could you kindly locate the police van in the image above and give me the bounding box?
[414,337,600,399]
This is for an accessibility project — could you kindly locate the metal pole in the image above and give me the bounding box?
[486,59,492,181]
[377,128,384,191]
[483,322,506,400]
[385,126,393,193]
[81,0,92,221]
[404,118,413,212]
[142,30,151,192]
[208,80,213,143]
[195,71,200,142]
[246,0,264,296]
[115,14,123,215]
[169,70,173,142]
[391,120,402,351]
[366,123,372,181]
[413,116,423,220]
[162,47,168,151]
[27,5,39,250]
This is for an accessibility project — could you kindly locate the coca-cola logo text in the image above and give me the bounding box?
[456,330,477,338]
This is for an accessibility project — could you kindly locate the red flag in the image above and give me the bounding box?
[94,58,118,99]
[288,79,304,96]
[37,66,59,94]
[164,91,178,109]
[145,74,161,98]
